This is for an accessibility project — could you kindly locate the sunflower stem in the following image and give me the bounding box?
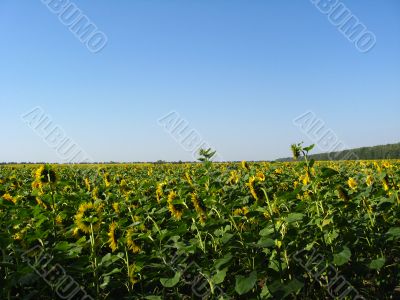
[48,179,57,245]
[90,224,100,299]
[124,248,132,294]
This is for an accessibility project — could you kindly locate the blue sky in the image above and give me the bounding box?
[1,0,399,162]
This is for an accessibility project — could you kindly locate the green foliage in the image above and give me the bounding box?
[279,142,400,161]
[0,159,400,299]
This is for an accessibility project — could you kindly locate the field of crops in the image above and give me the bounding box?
[1,153,400,299]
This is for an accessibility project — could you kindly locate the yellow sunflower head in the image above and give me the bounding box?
[167,191,184,220]
[84,178,91,192]
[75,202,103,234]
[103,173,111,187]
[190,192,206,224]
[156,182,166,203]
[233,206,249,217]
[228,171,239,184]
[107,221,119,252]
[56,214,63,224]
[366,175,374,187]
[246,176,259,200]
[347,177,358,190]
[2,193,16,204]
[300,173,310,186]
[128,263,140,286]
[382,176,390,191]
[256,172,265,182]
[119,179,129,193]
[34,165,56,184]
[112,202,120,214]
[126,228,141,254]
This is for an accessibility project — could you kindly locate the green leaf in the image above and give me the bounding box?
[256,237,275,248]
[267,278,304,297]
[214,253,233,270]
[369,257,386,270]
[282,279,304,298]
[260,285,273,298]
[268,259,280,272]
[99,253,121,268]
[309,159,315,169]
[235,271,257,295]
[145,297,162,300]
[387,227,400,237]
[100,275,111,289]
[220,233,234,244]
[212,267,228,285]
[333,246,351,266]
[259,226,274,237]
[303,144,315,152]
[160,271,181,288]
[324,230,339,245]
[320,167,339,178]
[54,241,70,251]
[103,267,121,277]
[285,213,304,223]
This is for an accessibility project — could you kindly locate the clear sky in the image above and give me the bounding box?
[1,0,399,162]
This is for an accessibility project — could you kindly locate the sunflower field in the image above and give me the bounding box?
[1,152,400,299]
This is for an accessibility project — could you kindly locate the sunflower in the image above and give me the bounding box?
[185,172,193,186]
[374,162,381,172]
[256,172,265,182]
[119,179,129,194]
[156,182,166,203]
[126,228,141,253]
[31,180,42,190]
[112,202,120,213]
[107,221,119,252]
[366,175,374,187]
[103,173,111,187]
[228,171,239,184]
[2,193,16,204]
[167,191,184,220]
[92,187,99,199]
[233,206,249,217]
[56,214,63,224]
[75,202,103,234]
[34,165,44,181]
[241,160,249,170]
[128,263,139,285]
[191,192,206,224]
[348,177,358,190]
[34,165,56,184]
[300,173,310,185]
[246,176,259,201]
[382,176,390,191]
[84,178,91,192]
